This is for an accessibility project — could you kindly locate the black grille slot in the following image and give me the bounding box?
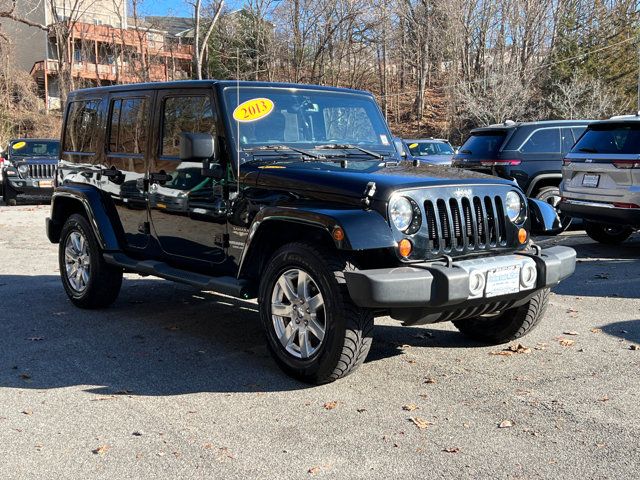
[424,193,508,256]
[27,164,55,179]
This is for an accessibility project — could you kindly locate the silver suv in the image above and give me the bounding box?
[560,115,640,244]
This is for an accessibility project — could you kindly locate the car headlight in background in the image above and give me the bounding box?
[505,191,524,222]
[17,165,29,176]
[389,196,413,231]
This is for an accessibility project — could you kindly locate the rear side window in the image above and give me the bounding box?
[571,124,640,154]
[520,128,560,153]
[571,126,586,142]
[108,98,149,155]
[64,100,102,153]
[458,132,506,157]
[561,128,575,152]
[161,95,216,157]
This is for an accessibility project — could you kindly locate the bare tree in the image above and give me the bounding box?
[192,0,224,80]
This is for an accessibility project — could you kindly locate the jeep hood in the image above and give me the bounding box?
[251,160,517,201]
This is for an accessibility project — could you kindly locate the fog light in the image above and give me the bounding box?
[398,238,412,257]
[469,270,486,297]
[518,228,528,244]
[520,264,537,289]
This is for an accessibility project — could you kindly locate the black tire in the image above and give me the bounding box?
[453,289,549,344]
[258,242,373,384]
[584,221,633,245]
[535,186,571,231]
[3,183,17,206]
[59,213,123,309]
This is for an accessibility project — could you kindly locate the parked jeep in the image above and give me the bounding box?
[452,120,592,229]
[560,115,640,244]
[46,81,576,383]
[1,138,59,205]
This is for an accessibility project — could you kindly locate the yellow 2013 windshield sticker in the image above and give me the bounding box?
[408,143,418,149]
[12,141,26,150]
[233,98,274,122]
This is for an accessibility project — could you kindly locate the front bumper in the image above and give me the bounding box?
[6,178,54,197]
[344,246,576,309]
[559,199,640,226]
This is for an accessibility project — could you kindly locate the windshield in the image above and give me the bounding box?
[222,87,394,154]
[408,141,454,156]
[458,132,506,157]
[10,140,60,157]
[571,124,640,154]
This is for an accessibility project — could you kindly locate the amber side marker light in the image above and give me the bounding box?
[332,227,345,242]
[398,238,413,257]
[518,228,528,244]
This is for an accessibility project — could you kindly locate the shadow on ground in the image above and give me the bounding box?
[600,320,640,344]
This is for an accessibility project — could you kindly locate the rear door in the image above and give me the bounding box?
[105,91,154,250]
[148,88,228,267]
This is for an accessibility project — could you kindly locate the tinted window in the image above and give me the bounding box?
[571,123,640,154]
[9,140,59,157]
[520,128,560,153]
[458,132,506,157]
[64,100,101,153]
[571,126,586,142]
[408,141,454,156]
[323,107,377,144]
[109,98,148,154]
[161,96,216,157]
[561,128,575,152]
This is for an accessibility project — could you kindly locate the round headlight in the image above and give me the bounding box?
[389,196,413,231]
[18,165,28,175]
[505,191,523,222]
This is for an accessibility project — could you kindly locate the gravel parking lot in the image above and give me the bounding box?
[0,203,639,479]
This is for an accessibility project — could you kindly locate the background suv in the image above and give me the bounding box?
[560,115,640,244]
[452,120,592,227]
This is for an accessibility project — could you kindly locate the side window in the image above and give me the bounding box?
[161,95,216,157]
[561,128,576,153]
[63,99,101,153]
[520,128,560,154]
[571,126,586,142]
[108,97,148,155]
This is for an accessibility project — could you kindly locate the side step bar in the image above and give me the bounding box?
[103,252,253,299]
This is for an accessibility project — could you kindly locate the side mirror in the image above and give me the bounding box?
[528,198,563,235]
[393,139,407,158]
[179,132,218,177]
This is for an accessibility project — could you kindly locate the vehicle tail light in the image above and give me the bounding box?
[562,158,571,166]
[480,159,521,166]
[612,160,640,169]
[612,202,640,209]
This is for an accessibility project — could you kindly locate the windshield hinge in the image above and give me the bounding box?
[362,181,376,209]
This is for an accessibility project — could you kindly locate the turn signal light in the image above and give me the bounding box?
[518,228,528,244]
[398,238,412,257]
[332,227,345,241]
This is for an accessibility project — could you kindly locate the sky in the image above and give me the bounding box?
[137,0,245,18]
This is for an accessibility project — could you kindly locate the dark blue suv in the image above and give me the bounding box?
[452,120,592,227]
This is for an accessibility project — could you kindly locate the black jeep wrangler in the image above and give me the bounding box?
[46,81,576,383]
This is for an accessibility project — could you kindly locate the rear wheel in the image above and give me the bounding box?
[453,289,549,344]
[535,186,571,231]
[59,214,123,309]
[259,242,373,384]
[584,221,633,245]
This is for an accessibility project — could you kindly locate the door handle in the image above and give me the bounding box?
[100,167,122,178]
[149,171,172,184]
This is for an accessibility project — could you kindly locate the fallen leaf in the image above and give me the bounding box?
[410,417,432,430]
[92,445,110,455]
[629,345,639,351]
[402,404,418,412]
[308,466,321,475]
[22,409,32,415]
[424,377,436,384]
[132,431,144,437]
[356,408,366,413]
[19,373,31,380]
[590,328,602,334]
[323,401,338,410]
[443,447,460,453]
[559,339,575,347]
[563,331,579,336]
[594,273,610,279]
[599,395,609,402]
[490,343,531,355]
[498,420,513,428]
[203,443,214,449]
[566,308,578,314]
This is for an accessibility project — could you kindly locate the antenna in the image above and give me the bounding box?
[236,47,241,199]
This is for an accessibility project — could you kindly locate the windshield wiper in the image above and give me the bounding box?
[248,145,324,159]
[313,144,384,160]
[578,147,598,153]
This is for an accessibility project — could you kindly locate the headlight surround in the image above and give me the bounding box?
[505,191,524,222]
[17,164,28,176]
[389,196,414,231]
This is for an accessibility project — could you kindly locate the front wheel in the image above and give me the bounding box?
[584,221,633,245]
[453,289,549,344]
[259,242,373,384]
[59,214,123,309]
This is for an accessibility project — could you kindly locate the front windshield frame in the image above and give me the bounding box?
[9,140,60,158]
[221,86,396,160]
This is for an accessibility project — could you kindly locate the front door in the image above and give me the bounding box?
[105,91,154,250]
[148,89,228,267]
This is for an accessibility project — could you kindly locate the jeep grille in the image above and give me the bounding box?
[423,195,507,255]
[27,164,56,179]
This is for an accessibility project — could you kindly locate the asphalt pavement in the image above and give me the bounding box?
[0,204,638,479]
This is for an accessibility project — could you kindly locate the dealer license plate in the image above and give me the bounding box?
[485,265,521,298]
[38,180,53,188]
[582,174,600,188]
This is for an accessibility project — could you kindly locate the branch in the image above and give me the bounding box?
[198,0,224,62]
[0,0,48,31]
